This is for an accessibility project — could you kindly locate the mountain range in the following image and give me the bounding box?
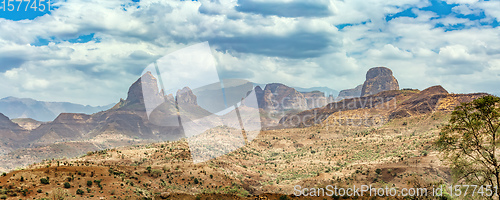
[0,97,114,122]
[0,66,490,173]
[0,66,493,199]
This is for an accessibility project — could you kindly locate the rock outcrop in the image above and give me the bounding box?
[361,67,399,97]
[11,118,43,131]
[256,83,307,111]
[124,71,160,109]
[337,84,363,100]
[301,91,327,109]
[176,87,197,105]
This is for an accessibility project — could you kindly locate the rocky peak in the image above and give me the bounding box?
[420,85,448,96]
[256,83,307,111]
[366,67,393,80]
[126,72,159,105]
[361,67,399,97]
[176,87,197,105]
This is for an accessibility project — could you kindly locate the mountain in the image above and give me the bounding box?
[29,72,188,145]
[293,86,338,97]
[361,67,399,97]
[252,82,338,98]
[337,84,363,100]
[11,118,43,131]
[279,86,487,128]
[335,67,399,100]
[256,83,308,111]
[0,97,114,122]
[0,113,28,153]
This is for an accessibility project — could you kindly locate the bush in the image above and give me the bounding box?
[279,195,289,200]
[0,195,6,199]
[193,178,199,184]
[40,178,49,184]
[64,182,71,188]
[37,189,43,193]
[87,180,92,187]
[375,168,382,175]
[76,189,84,195]
[150,169,162,178]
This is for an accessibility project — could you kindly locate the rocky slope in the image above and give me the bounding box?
[0,113,28,151]
[11,118,43,131]
[279,85,487,128]
[255,83,334,128]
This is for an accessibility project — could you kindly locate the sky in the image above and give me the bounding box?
[0,0,499,106]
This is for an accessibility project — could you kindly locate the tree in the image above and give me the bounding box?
[436,95,500,196]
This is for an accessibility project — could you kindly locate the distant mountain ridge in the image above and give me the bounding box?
[0,97,114,122]
[252,83,338,98]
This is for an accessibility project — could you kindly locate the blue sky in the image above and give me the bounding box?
[0,0,499,106]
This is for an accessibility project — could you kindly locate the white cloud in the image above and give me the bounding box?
[0,0,500,106]
[444,0,478,4]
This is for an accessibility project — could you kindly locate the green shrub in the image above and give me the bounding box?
[279,195,289,200]
[87,180,92,187]
[37,189,43,193]
[64,182,71,188]
[40,178,49,184]
[76,189,84,195]
[0,195,6,199]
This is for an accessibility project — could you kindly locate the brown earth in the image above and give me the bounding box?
[0,104,462,199]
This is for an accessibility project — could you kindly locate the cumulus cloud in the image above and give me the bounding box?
[0,0,500,105]
[235,0,334,18]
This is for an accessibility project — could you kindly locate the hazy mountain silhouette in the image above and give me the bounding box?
[0,97,113,122]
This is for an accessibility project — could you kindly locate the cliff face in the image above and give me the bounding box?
[256,83,308,111]
[176,87,197,106]
[337,84,363,100]
[302,91,327,109]
[361,67,399,97]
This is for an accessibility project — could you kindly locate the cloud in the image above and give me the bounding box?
[209,31,338,58]
[436,44,486,74]
[0,0,500,106]
[235,0,334,18]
